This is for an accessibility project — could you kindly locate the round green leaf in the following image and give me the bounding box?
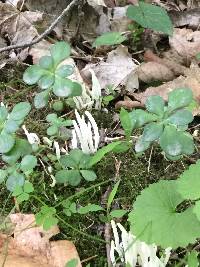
[177,160,200,200]
[126,2,173,35]
[0,106,8,123]
[80,170,97,181]
[129,180,200,248]
[93,32,126,47]
[34,90,50,109]
[3,119,22,133]
[56,64,74,77]
[47,125,58,136]
[24,181,34,193]
[9,102,31,121]
[50,41,71,66]
[6,172,25,192]
[145,95,165,116]
[46,113,58,122]
[167,109,193,126]
[142,122,163,142]
[52,77,74,97]
[160,126,182,156]
[55,170,82,186]
[38,74,55,89]
[71,82,82,97]
[52,100,64,111]
[135,136,151,153]
[23,65,45,85]
[0,133,15,153]
[39,56,54,70]
[20,155,37,172]
[168,88,193,111]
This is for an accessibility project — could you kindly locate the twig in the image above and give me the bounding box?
[0,0,79,53]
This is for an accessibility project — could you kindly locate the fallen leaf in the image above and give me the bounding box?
[82,46,139,93]
[0,213,82,267]
[169,28,200,59]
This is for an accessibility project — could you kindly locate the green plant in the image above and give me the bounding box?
[23,42,82,108]
[0,102,31,154]
[121,88,195,159]
[12,181,34,203]
[128,160,200,249]
[62,200,103,216]
[46,113,73,138]
[93,2,173,47]
[35,205,58,230]
[55,149,97,186]
[0,154,37,192]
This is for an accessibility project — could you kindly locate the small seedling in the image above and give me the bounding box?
[23,42,82,109]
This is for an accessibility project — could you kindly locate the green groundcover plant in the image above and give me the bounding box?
[23,42,82,108]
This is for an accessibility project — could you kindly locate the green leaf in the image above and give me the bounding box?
[167,109,193,126]
[20,155,37,172]
[80,170,97,181]
[39,56,54,70]
[3,119,22,133]
[0,169,7,183]
[168,88,193,111]
[126,2,173,35]
[35,206,58,230]
[135,136,151,153]
[50,41,71,66]
[34,89,50,109]
[55,170,82,186]
[46,113,58,122]
[78,204,103,214]
[187,251,199,267]
[65,259,78,267]
[142,122,163,142]
[16,192,29,203]
[89,141,121,167]
[52,77,75,97]
[56,65,74,77]
[6,102,31,121]
[60,149,88,168]
[12,185,23,196]
[120,108,135,137]
[107,181,120,212]
[193,200,200,221]
[2,139,32,165]
[38,74,55,89]
[128,180,200,248]
[129,109,158,128]
[177,161,200,200]
[0,106,8,123]
[47,125,58,136]
[145,95,165,116]
[112,141,131,153]
[6,172,25,192]
[24,181,34,193]
[93,32,126,47]
[23,65,46,85]
[110,209,127,218]
[0,133,15,153]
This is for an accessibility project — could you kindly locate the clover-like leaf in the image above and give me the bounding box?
[128,180,200,248]
[23,65,46,85]
[145,95,165,116]
[129,109,158,128]
[168,88,193,111]
[6,172,25,192]
[127,2,173,35]
[167,109,193,126]
[20,155,37,172]
[50,41,71,67]
[55,170,82,186]
[177,160,200,200]
[142,122,163,142]
[80,170,97,181]
[0,133,15,153]
[9,102,31,121]
[35,206,58,230]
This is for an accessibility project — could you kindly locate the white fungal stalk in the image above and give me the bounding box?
[22,125,40,145]
[110,220,171,267]
[71,110,100,154]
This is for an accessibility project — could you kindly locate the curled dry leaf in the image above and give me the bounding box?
[169,28,200,59]
[82,46,139,93]
[0,213,81,267]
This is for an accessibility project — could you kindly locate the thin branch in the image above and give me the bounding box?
[0,0,79,53]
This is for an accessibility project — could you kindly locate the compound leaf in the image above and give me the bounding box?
[128,180,200,248]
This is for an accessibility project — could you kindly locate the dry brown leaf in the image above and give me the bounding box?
[169,28,200,59]
[82,46,139,92]
[0,213,81,267]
